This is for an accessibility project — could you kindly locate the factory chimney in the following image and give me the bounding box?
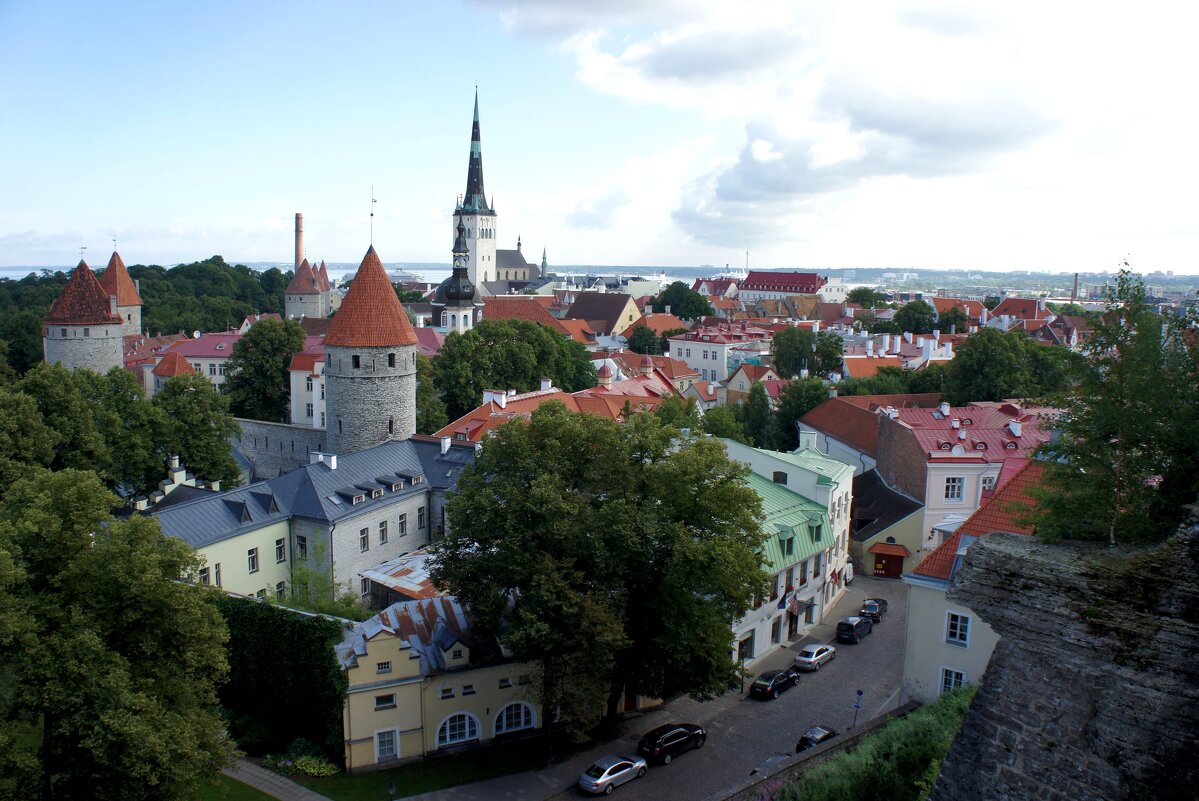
[295,213,304,271]
[1071,272,1079,304]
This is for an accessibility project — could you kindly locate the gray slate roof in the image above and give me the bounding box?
[850,468,922,543]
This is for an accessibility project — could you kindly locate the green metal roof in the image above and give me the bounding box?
[755,447,855,486]
[746,473,832,572]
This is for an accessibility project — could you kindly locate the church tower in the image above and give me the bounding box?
[43,260,124,374]
[431,220,483,334]
[323,246,418,455]
[97,251,142,336]
[454,90,496,286]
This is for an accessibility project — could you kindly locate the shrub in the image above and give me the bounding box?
[293,755,339,778]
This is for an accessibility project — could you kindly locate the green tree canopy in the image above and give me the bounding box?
[936,305,969,332]
[432,319,597,419]
[76,368,174,496]
[846,287,887,308]
[1033,270,1199,544]
[431,405,765,750]
[0,310,44,374]
[699,404,747,442]
[153,373,242,487]
[941,328,1031,405]
[224,318,307,422]
[414,354,448,435]
[741,381,777,449]
[894,300,937,334]
[815,331,845,376]
[773,378,829,450]
[19,362,112,478]
[0,469,234,800]
[772,326,816,378]
[651,282,714,321]
[626,324,662,355]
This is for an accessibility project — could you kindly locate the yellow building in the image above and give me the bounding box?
[337,597,542,771]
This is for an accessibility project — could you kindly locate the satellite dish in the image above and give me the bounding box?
[192,330,201,339]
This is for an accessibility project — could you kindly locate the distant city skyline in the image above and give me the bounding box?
[2,2,1197,273]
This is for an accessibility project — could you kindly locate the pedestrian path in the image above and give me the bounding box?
[222,759,333,801]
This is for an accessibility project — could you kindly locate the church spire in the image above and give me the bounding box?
[460,89,491,214]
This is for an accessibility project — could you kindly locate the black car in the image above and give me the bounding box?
[636,723,706,765]
[749,667,801,699]
[796,725,839,753]
[859,598,889,622]
[836,616,873,643]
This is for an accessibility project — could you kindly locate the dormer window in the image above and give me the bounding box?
[940,443,952,451]
[1005,441,1017,449]
[975,442,987,450]
[352,494,365,505]
[371,489,383,499]
[216,343,225,350]
[962,418,973,425]
[772,471,787,485]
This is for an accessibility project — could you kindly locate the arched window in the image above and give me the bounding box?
[450,314,457,328]
[437,713,480,747]
[440,312,448,327]
[494,702,536,735]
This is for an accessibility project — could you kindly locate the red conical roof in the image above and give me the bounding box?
[97,251,142,306]
[326,247,418,347]
[44,261,123,325]
[152,349,193,377]
[317,261,331,291]
[286,258,320,294]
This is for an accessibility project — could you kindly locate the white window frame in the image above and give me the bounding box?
[436,712,481,747]
[981,475,996,493]
[494,702,536,735]
[247,548,259,574]
[374,728,399,762]
[944,476,964,502]
[946,611,971,646]
[377,661,392,674]
[374,693,397,711]
[940,666,966,695]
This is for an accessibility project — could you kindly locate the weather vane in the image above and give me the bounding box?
[370,187,377,244]
[79,245,87,261]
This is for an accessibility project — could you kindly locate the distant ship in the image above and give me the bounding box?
[388,266,425,283]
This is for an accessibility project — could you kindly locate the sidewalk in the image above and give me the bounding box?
[223,759,333,801]
[401,582,871,801]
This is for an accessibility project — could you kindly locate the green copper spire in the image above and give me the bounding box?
[459,89,491,215]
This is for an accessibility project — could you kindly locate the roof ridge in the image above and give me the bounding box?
[44,261,123,325]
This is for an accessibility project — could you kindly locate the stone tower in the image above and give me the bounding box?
[43,260,124,374]
[323,246,418,455]
[285,258,324,319]
[453,90,496,286]
[431,220,483,334]
[96,250,142,336]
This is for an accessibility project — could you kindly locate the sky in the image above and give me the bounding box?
[1,1,1197,273]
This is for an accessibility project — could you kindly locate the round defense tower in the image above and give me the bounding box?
[323,246,418,455]
[43,260,125,374]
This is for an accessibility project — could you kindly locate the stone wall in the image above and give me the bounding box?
[233,419,327,480]
[43,322,124,374]
[286,293,324,321]
[929,524,1199,801]
[876,415,928,501]
[325,344,416,455]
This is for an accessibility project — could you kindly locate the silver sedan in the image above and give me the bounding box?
[793,643,836,671]
[578,754,648,795]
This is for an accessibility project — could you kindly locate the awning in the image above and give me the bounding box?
[868,542,912,557]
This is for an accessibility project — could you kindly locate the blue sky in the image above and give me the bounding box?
[2,1,1197,273]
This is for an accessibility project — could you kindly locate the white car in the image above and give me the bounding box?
[578,754,648,795]
[793,643,836,671]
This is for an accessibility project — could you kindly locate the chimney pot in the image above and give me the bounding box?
[440,436,451,455]
[540,378,553,391]
[940,401,951,417]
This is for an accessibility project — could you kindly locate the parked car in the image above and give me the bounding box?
[859,598,889,622]
[835,616,873,643]
[750,667,802,699]
[796,725,839,752]
[637,723,706,765]
[750,753,792,776]
[578,754,648,795]
[793,643,836,671]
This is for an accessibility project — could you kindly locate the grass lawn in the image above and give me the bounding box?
[295,736,571,801]
[196,774,277,801]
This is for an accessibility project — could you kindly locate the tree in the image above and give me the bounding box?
[19,362,112,478]
[846,287,886,308]
[741,381,777,449]
[152,373,241,487]
[772,326,816,378]
[0,310,44,374]
[942,328,1031,405]
[433,319,597,419]
[76,368,174,497]
[652,396,700,429]
[224,318,306,422]
[936,305,969,332]
[659,327,689,354]
[0,385,55,488]
[651,282,714,321]
[431,405,764,751]
[814,331,844,376]
[626,324,662,355]
[414,354,448,435]
[1032,270,1199,544]
[907,362,949,394]
[894,300,937,334]
[773,378,828,450]
[699,405,746,442]
[0,469,234,800]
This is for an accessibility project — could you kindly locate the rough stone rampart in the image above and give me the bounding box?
[233,419,327,480]
[43,322,124,374]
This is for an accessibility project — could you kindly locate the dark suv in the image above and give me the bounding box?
[836,616,873,643]
[859,598,889,622]
[749,667,802,699]
[636,723,706,765]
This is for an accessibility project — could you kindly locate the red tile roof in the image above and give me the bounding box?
[433,388,666,443]
[414,327,444,358]
[44,261,123,325]
[326,247,418,347]
[741,271,827,294]
[482,297,573,337]
[97,251,142,306]
[842,356,904,379]
[760,378,791,399]
[992,297,1050,321]
[799,393,942,458]
[618,312,689,339]
[317,261,331,291]
[868,542,912,557]
[913,460,1044,581]
[152,349,194,378]
[731,363,778,384]
[299,317,332,336]
[558,318,598,344]
[167,332,242,358]
[893,402,1049,464]
[286,259,320,294]
[931,297,985,322]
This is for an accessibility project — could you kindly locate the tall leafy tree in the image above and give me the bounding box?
[846,287,886,308]
[0,385,56,488]
[699,405,747,442]
[772,326,816,378]
[431,405,764,751]
[414,354,448,435]
[894,300,937,334]
[153,373,241,487]
[936,305,969,332]
[0,310,44,374]
[651,282,714,321]
[1033,271,1199,544]
[741,381,776,449]
[76,368,174,496]
[626,325,661,355]
[224,318,306,422]
[19,362,112,478]
[942,328,1032,405]
[0,469,234,801]
[814,331,844,376]
[773,378,828,450]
